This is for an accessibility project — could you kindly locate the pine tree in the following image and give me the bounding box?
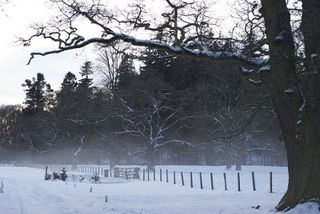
[45,84,55,110]
[22,73,48,115]
[55,72,78,138]
[116,56,136,91]
[78,61,94,90]
[56,72,77,107]
[61,72,77,92]
[76,61,95,106]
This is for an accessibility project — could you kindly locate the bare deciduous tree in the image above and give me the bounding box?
[96,42,130,92]
[114,90,192,170]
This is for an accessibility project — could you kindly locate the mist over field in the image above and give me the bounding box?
[1,0,320,213]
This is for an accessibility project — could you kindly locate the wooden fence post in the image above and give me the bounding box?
[153,169,156,181]
[125,168,129,180]
[147,169,150,181]
[181,172,184,186]
[223,172,227,191]
[160,169,162,181]
[143,169,145,181]
[270,172,273,193]
[251,171,256,191]
[166,170,169,183]
[237,172,241,192]
[44,166,48,180]
[210,173,214,190]
[0,181,4,193]
[173,171,176,184]
[200,172,203,189]
[190,172,193,188]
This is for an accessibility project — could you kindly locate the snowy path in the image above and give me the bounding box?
[0,167,85,214]
[0,165,316,214]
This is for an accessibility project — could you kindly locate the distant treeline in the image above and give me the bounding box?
[0,46,285,169]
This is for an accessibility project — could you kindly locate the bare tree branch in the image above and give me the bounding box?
[21,0,269,67]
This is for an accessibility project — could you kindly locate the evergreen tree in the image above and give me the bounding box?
[45,84,55,110]
[55,63,96,145]
[78,61,94,90]
[22,73,52,115]
[55,72,78,139]
[76,61,95,107]
[61,72,78,92]
[56,72,77,107]
[116,55,136,91]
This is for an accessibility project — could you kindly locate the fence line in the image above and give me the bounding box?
[141,168,275,193]
[11,164,277,193]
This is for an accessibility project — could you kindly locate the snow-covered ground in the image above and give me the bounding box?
[0,165,319,214]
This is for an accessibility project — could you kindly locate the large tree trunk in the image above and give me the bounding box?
[260,0,320,210]
[145,146,157,170]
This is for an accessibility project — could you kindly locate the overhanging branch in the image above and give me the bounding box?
[22,0,269,67]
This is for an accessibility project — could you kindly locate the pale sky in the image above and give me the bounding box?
[0,0,233,105]
[0,0,94,105]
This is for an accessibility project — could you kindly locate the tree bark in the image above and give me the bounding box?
[260,0,320,210]
[301,0,320,59]
[146,147,157,170]
[146,156,155,170]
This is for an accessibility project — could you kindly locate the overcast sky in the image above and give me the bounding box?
[0,0,93,105]
[0,0,233,106]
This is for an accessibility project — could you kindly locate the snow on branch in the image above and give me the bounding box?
[258,64,271,72]
[155,139,193,149]
[248,78,262,85]
[22,133,53,154]
[73,135,85,156]
[20,0,268,67]
[115,90,194,155]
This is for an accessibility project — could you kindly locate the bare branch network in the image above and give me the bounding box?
[20,0,269,67]
[113,90,193,154]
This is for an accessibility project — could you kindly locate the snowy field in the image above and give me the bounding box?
[0,165,319,214]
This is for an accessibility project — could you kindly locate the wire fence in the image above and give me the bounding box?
[3,163,287,193]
